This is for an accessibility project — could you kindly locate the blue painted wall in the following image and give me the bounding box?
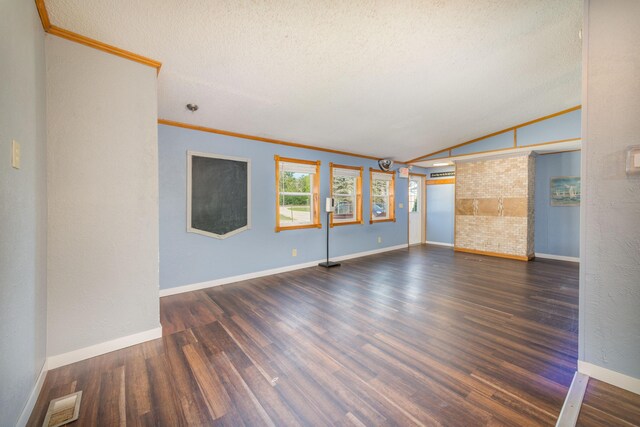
[159,125,423,290]
[421,152,450,160]
[451,131,513,156]
[518,109,581,146]
[425,166,456,245]
[427,109,581,160]
[535,151,581,257]
[426,185,455,244]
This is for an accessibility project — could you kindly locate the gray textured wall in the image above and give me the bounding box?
[0,0,48,424]
[581,0,640,379]
[46,36,160,357]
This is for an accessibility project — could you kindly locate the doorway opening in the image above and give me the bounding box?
[425,178,455,247]
[408,174,426,245]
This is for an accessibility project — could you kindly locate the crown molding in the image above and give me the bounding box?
[34,0,162,72]
[159,119,383,161]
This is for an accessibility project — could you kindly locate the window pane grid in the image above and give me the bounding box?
[275,156,320,231]
[333,194,357,222]
[331,168,361,225]
[279,193,313,226]
[372,181,389,196]
[372,195,389,219]
[370,168,395,223]
[409,180,419,213]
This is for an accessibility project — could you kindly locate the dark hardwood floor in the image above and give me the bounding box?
[577,378,640,426]
[28,245,640,426]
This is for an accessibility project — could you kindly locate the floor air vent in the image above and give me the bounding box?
[43,391,82,427]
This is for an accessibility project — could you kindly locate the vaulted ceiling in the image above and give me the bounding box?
[46,0,582,161]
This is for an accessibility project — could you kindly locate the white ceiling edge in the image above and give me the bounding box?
[413,140,581,168]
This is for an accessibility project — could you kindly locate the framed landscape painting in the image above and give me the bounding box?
[550,176,581,206]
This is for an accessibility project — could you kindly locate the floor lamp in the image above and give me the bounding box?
[319,197,341,268]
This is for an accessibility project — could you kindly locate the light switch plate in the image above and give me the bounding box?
[12,140,20,169]
[626,145,640,176]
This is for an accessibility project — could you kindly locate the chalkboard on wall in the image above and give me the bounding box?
[187,151,251,239]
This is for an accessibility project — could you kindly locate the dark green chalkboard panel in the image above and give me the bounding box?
[189,153,250,238]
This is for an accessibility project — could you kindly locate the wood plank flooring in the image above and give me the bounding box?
[27,245,639,425]
[577,378,640,426]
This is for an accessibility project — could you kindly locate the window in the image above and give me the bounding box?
[408,179,419,213]
[275,155,321,231]
[370,168,395,223]
[330,163,363,226]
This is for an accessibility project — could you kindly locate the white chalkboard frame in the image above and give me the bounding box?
[187,151,251,239]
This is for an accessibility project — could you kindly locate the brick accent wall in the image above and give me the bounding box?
[455,153,535,259]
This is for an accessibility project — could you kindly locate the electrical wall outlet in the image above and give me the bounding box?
[377,236,382,244]
[12,140,21,169]
[399,203,404,209]
[292,248,297,257]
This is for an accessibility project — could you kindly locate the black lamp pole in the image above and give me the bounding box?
[319,211,340,268]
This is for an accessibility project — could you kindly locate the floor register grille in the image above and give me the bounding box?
[42,391,82,427]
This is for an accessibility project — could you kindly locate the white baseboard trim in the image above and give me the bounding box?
[16,360,48,427]
[160,244,408,297]
[555,371,589,427]
[426,241,454,247]
[535,253,579,263]
[331,244,407,262]
[47,326,163,370]
[578,360,640,395]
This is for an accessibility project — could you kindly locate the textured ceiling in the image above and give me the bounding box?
[46,0,582,161]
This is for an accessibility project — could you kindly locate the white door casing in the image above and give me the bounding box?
[408,175,424,245]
